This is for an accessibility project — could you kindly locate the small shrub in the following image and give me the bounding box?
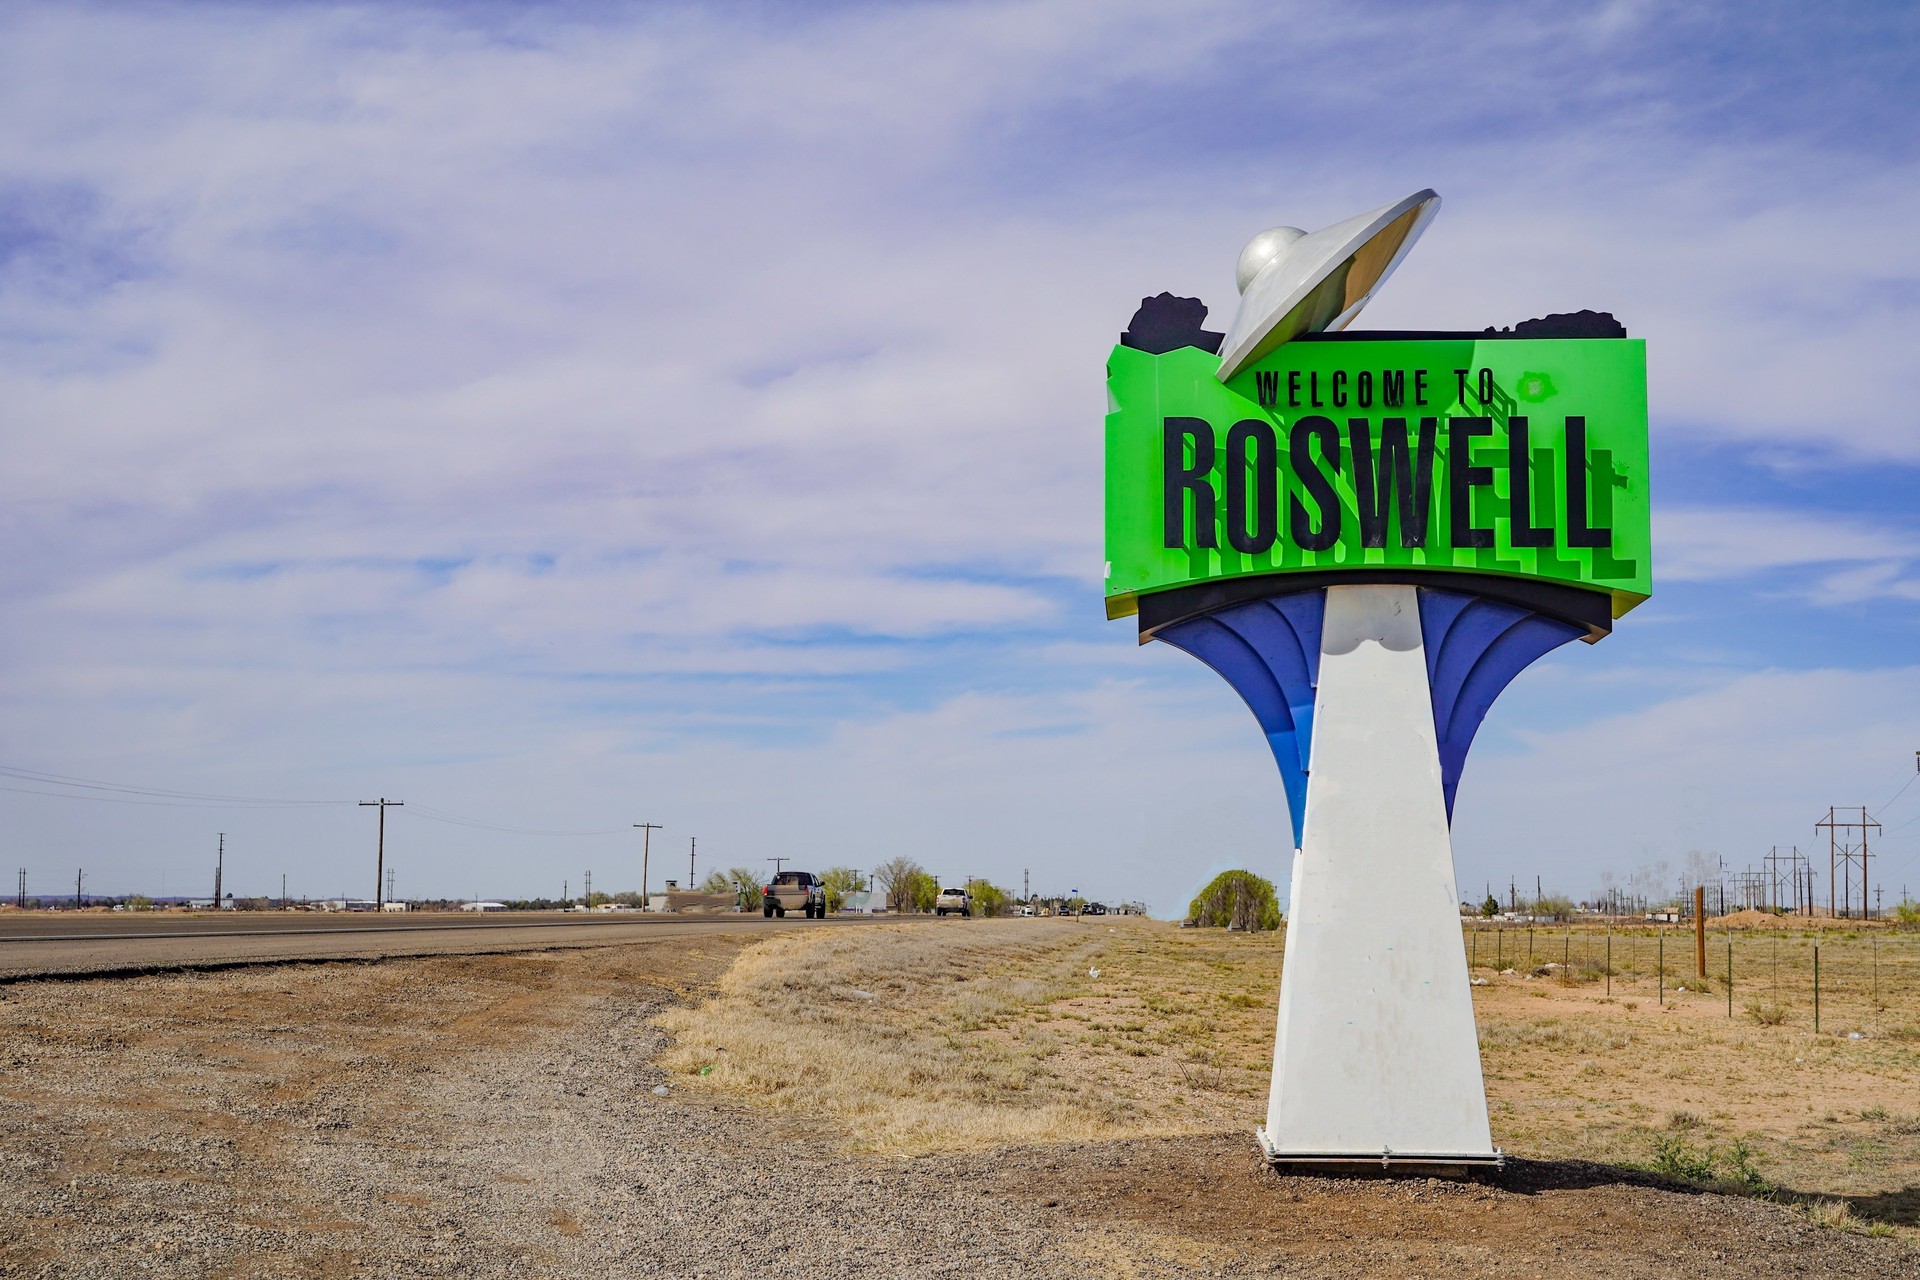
[1178,1047,1227,1092]
[1724,1139,1772,1193]
[1808,1199,1856,1230]
[1745,1001,1788,1027]
[1650,1134,1717,1182]
[1668,1109,1704,1131]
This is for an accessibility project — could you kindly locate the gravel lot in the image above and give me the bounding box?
[0,932,1910,1277]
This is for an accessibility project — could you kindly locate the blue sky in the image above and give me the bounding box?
[3,0,1919,913]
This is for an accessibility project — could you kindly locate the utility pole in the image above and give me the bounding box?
[16,868,24,910]
[689,836,697,891]
[1508,877,1516,913]
[385,866,396,907]
[281,873,287,910]
[75,867,84,910]
[633,823,662,908]
[584,869,592,908]
[360,798,404,909]
[1024,868,1030,904]
[768,856,789,879]
[214,833,225,907]
[563,879,568,908]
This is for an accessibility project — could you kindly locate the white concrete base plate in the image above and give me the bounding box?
[1255,1126,1504,1174]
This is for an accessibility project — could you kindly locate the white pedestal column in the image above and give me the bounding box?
[1257,584,1498,1166]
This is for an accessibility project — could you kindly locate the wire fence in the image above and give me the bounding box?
[1461,922,1920,1037]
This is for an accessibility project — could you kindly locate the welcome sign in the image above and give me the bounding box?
[1104,336,1650,620]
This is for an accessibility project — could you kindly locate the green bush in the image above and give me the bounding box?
[1186,870,1282,933]
[820,867,864,913]
[965,878,1009,917]
[699,867,763,910]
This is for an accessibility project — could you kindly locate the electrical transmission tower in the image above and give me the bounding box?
[385,866,396,905]
[1764,845,1808,914]
[1815,807,1880,919]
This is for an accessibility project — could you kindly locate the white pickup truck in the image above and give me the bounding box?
[934,886,971,918]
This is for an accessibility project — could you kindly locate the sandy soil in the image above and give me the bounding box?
[0,923,1914,1277]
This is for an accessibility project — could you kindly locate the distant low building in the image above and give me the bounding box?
[461,901,509,912]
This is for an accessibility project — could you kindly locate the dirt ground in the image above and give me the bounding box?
[1,921,1915,1277]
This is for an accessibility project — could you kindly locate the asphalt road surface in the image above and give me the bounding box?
[0,911,843,981]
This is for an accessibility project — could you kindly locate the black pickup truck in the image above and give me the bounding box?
[762,870,828,918]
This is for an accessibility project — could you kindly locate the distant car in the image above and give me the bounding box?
[1084,902,1107,916]
[763,871,828,919]
[1017,905,1035,917]
[934,886,971,917]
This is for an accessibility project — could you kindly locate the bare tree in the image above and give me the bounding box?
[874,856,926,913]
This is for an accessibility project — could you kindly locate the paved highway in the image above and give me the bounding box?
[0,911,842,980]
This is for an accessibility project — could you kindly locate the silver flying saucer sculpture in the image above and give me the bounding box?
[1215,188,1441,382]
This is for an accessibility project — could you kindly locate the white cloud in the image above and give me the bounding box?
[1655,507,1918,580]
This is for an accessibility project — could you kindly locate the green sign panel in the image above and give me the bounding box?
[1104,337,1650,619]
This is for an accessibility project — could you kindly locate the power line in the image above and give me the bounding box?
[0,764,345,806]
[406,804,628,837]
[0,782,339,810]
[1877,752,1920,816]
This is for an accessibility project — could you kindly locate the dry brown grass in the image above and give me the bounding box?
[659,917,1920,1238]
[654,918,1281,1153]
